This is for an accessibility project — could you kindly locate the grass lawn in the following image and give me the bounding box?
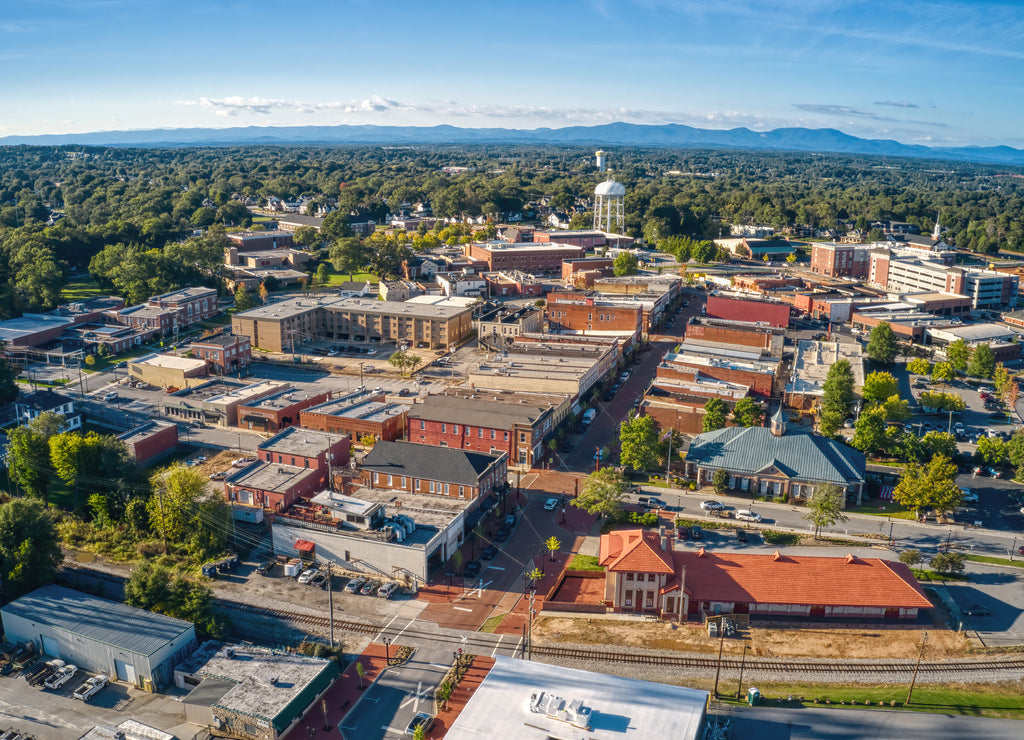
[479,614,507,633]
[82,346,152,373]
[322,269,377,287]
[61,276,106,303]
[566,554,603,571]
[912,568,968,582]
[713,682,1024,719]
[850,501,917,520]
[965,553,1024,569]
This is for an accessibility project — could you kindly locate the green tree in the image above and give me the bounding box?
[575,467,627,518]
[931,361,956,384]
[544,535,562,562]
[292,226,320,249]
[0,498,63,599]
[906,357,931,376]
[967,343,995,379]
[612,252,639,276]
[861,371,899,404]
[712,469,730,494]
[851,408,887,455]
[976,436,1008,467]
[946,339,971,371]
[315,263,330,288]
[7,411,64,501]
[702,397,729,432]
[898,549,922,567]
[994,364,1014,401]
[866,321,898,365]
[321,211,354,241]
[233,284,254,311]
[387,349,423,377]
[803,483,849,539]
[618,415,659,471]
[1006,429,1024,469]
[929,551,966,575]
[329,237,372,279]
[892,454,962,518]
[0,346,19,404]
[731,397,763,427]
[148,466,232,560]
[819,359,855,436]
[124,561,228,638]
[921,431,957,461]
[879,394,911,422]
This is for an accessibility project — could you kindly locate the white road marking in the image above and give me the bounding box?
[374,613,400,642]
[486,565,505,570]
[491,634,504,657]
[394,617,417,640]
[453,606,473,612]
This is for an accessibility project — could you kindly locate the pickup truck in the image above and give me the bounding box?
[73,674,108,701]
[44,663,78,690]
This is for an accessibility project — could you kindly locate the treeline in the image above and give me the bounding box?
[1,144,1023,318]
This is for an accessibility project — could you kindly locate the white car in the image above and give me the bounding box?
[734,509,762,523]
[700,500,725,511]
[543,497,559,511]
[44,663,78,690]
[620,371,631,382]
[74,675,108,701]
[209,471,227,481]
[297,568,319,584]
[377,581,399,599]
[232,457,256,467]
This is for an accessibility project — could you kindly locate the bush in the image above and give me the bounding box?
[712,469,729,493]
[762,530,799,546]
[929,551,966,574]
[898,549,922,567]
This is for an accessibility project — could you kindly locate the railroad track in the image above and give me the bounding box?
[216,599,1024,677]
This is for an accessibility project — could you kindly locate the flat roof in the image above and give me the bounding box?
[928,323,1018,342]
[203,380,288,405]
[117,420,177,445]
[446,655,707,740]
[120,304,177,319]
[472,241,584,252]
[0,313,75,342]
[303,397,407,423]
[324,486,473,531]
[192,334,245,348]
[234,294,474,321]
[178,641,335,725]
[409,394,550,428]
[259,426,339,457]
[226,461,318,492]
[786,340,865,396]
[131,353,208,372]
[152,286,217,301]
[1,584,193,657]
[242,388,321,411]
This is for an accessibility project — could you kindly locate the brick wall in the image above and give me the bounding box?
[685,323,772,351]
[299,409,406,442]
[545,300,642,335]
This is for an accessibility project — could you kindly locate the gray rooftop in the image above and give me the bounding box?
[259,426,340,457]
[151,286,217,302]
[233,294,473,322]
[242,387,322,411]
[0,312,75,343]
[786,340,865,396]
[302,397,407,423]
[686,427,865,486]
[409,394,550,428]
[361,441,504,486]
[1,584,194,657]
[226,461,319,492]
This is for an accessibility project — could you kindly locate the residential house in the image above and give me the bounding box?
[14,390,81,431]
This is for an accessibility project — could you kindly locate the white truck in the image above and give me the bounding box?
[73,674,108,701]
[44,663,78,690]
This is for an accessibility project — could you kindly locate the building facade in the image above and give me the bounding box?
[191,334,252,375]
[359,441,508,501]
[465,241,585,272]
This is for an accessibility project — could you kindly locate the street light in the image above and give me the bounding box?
[383,636,391,666]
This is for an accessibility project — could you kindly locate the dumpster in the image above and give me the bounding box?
[747,687,761,706]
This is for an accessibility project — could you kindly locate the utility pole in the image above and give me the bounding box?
[527,588,536,661]
[326,562,335,647]
[905,631,928,705]
[712,616,726,698]
[735,643,750,700]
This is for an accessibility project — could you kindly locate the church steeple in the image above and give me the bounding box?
[770,404,788,436]
[932,213,942,241]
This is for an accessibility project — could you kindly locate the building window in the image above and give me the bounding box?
[420,420,425,430]
[624,590,633,607]
[625,573,634,581]
[387,475,393,486]
[465,426,471,436]
[647,573,656,582]
[373,472,380,484]
[429,481,436,493]
[441,423,446,433]
[504,431,509,441]
[401,476,406,488]
[444,483,450,495]
[414,478,420,490]
[453,425,459,434]
[491,430,496,440]
[479,428,484,438]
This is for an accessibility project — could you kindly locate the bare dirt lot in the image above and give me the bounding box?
[532,617,974,659]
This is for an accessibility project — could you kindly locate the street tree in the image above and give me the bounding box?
[803,483,849,539]
[866,321,898,365]
[851,408,887,455]
[931,361,956,384]
[320,211,354,241]
[148,466,232,560]
[898,549,922,567]
[618,415,659,471]
[967,343,995,379]
[975,436,1007,467]
[0,498,63,599]
[7,411,63,501]
[879,394,911,422]
[731,397,764,427]
[819,359,855,436]
[258,281,269,304]
[612,252,639,276]
[929,551,966,575]
[921,431,957,461]
[712,469,729,493]
[387,349,422,377]
[1006,429,1024,470]
[993,364,1014,400]
[862,371,899,404]
[574,467,627,518]
[892,454,962,518]
[545,535,561,562]
[702,397,729,432]
[946,339,971,371]
[233,284,254,311]
[906,357,931,376]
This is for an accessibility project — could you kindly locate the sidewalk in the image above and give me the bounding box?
[429,656,496,739]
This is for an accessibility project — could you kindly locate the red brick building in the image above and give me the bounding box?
[117,420,179,468]
[225,230,294,252]
[545,290,643,337]
[465,242,585,272]
[191,334,252,375]
[148,287,219,328]
[299,391,408,442]
[359,441,507,501]
[810,243,872,278]
[705,295,791,328]
[658,349,777,398]
[238,388,331,433]
[406,394,555,468]
[561,257,613,283]
[684,320,783,356]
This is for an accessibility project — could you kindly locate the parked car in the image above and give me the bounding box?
[297,568,319,584]
[44,663,78,690]
[73,675,108,701]
[700,500,725,511]
[735,509,762,523]
[377,582,399,599]
[965,603,991,617]
[735,527,749,543]
[544,497,559,511]
[103,391,118,402]
[310,572,327,589]
[464,560,481,579]
[344,577,367,594]
[677,525,689,540]
[256,560,275,576]
[114,361,127,369]
[233,457,256,467]
[638,496,667,510]
[504,513,516,527]
[960,488,978,503]
[359,579,381,596]
[689,524,703,540]
[972,466,984,476]
[406,712,435,737]
[494,526,511,543]
[209,471,227,481]
[988,467,1002,478]
[620,371,631,382]
[397,388,409,397]
[480,545,499,560]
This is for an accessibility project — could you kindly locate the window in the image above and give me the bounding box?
[401,476,406,488]
[465,426,471,436]
[444,483,450,495]
[373,472,380,484]
[441,423,446,433]
[414,479,420,490]
[453,425,459,434]
[478,428,484,438]
[491,430,496,440]
[429,481,436,493]
[646,592,655,608]
[625,573,634,581]
[504,431,509,441]
[387,475,393,486]
[624,590,633,607]
[647,573,656,582]
[420,420,425,430]
[458,486,464,497]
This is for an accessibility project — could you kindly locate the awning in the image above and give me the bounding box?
[294,539,315,553]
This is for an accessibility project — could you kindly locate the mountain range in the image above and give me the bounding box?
[3,122,1024,166]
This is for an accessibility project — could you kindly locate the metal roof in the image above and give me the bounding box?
[361,441,504,486]
[1,584,194,657]
[686,427,865,486]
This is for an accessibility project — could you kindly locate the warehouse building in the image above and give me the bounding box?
[0,584,197,690]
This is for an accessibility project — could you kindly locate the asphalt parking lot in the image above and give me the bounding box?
[944,561,1024,646]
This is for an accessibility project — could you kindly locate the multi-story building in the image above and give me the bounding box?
[15,390,81,431]
[869,253,1018,310]
[477,306,544,349]
[809,242,873,278]
[359,441,508,501]
[148,287,219,328]
[236,387,330,433]
[785,340,866,410]
[705,295,791,328]
[483,271,543,298]
[406,393,558,468]
[299,390,408,442]
[683,318,784,357]
[117,420,179,468]
[231,296,474,353]
[545,290,643,338]
[437,271,486,297]
[532,229,634,249]
[561,257,614,283]
[657,345,779,398]
[190,334,251,375]
[465,241,585,272]
[224,230,294,252]
[128,353,209,389]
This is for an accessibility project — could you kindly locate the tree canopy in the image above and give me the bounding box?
[618,414,659,471]
[866,322,898,365]
[803,483,849,539]
[0,498,63,599]
[861,371,899,404]
[967,343,995,379]
[612,252,639,276]
[819,359,855,436]
[731,397,764,427]
[702,397,729,432]
[574,467,628,518]
[892,454,962,517]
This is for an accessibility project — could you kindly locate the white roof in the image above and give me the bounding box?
[445,655,707,740]
[131,353,207,372]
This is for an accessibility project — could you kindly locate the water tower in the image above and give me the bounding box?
[593,178,625,233]
[595,150,607,172]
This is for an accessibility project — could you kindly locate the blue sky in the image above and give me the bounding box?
[2,0,1022,147]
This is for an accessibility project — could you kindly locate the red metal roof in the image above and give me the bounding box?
[676,550,931,609]
[294,539,316,552]
[706,296,790,328]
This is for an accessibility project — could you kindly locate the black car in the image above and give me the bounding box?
[464,560,482,578]
[689,524,703,540]
[965,604,990,617]
[494,526,511,543]
[480,545,499,560]
[561,440,574,453]
[735,528,748,543]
